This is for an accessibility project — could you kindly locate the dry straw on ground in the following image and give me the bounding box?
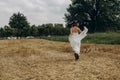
[0,39,120,80]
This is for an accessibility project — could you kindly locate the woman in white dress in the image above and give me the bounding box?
[69,22,88,61]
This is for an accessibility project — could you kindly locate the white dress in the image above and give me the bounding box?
[69,27,88,55]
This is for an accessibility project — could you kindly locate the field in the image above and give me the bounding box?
[40,32,120,44]
[0,39,120,80]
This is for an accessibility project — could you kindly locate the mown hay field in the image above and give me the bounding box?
[0,39,120,80]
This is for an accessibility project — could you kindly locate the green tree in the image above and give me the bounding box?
[9,12,30,36]
[37,23,67,36]
[54,24,64,28]
[38,25,45,36]
[65,0,120,32]
[53,24,64,35]
[0,27,5,37]
[30,25,38,36]
[4,25,14,37]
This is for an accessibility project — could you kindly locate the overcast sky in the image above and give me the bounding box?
[0,0,71,27]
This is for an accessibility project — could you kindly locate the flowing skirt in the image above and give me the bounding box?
[69,27,88,55]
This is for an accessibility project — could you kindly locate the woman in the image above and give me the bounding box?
[69,22,88,61]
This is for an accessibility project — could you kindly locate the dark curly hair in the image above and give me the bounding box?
[72,20,79,27]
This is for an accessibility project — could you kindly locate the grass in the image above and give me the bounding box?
[40,32,120,44]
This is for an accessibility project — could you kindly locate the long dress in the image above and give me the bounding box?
[69,27,88,55]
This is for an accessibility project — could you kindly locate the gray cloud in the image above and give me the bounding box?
[0,0,71,27]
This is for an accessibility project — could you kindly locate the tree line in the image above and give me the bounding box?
[0,12,69,38]
[0,24,69,37]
